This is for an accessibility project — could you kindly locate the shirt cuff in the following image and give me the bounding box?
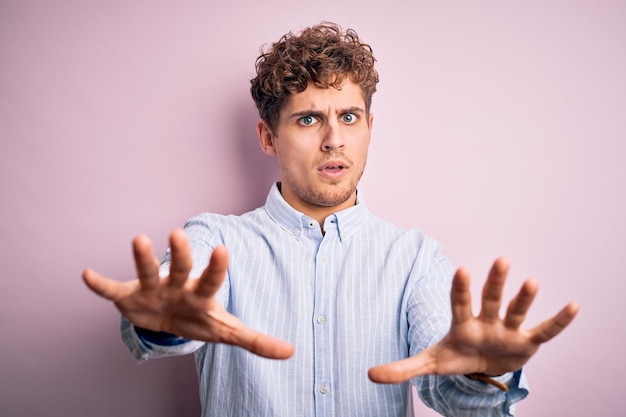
[453,372,515,394]
[134,326,190,347]
[452,369,530,415]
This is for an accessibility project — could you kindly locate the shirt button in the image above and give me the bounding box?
[293,229,300,236]
[319,256,327,263]
[316,315,326,325]
[320,384,329,394]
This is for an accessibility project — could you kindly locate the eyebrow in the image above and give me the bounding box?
[287,106,366,120]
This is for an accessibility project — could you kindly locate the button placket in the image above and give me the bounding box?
[313,234,334,414]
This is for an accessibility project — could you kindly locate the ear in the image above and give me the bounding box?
[257,119,277,156]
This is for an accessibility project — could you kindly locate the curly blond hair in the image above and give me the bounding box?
[250,22,379,133]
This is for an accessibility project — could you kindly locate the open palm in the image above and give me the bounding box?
[368,258,578,384]
[83,230,294,360]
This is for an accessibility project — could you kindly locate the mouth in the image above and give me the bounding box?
[324,163,344,171]
[318,160,349,179]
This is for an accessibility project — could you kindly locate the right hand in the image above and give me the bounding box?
[82,229,294,360]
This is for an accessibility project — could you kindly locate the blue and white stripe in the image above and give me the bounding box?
[121,183,528,417]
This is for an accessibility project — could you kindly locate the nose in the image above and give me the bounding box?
[321,121,344,151]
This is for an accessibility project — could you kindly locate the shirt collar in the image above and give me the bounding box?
[263,182,367,242]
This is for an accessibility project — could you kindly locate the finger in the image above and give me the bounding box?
[82,269,133,302]
[368,349,437,384]
[451,267,473,324]
[195,246,229,297]
[206,311,294,359]
[132,234,160,291]
[167,229,192,288]
[529,302,579,344]
[479,257,509,322]
[230,325,295,359]
[503,279,538,329]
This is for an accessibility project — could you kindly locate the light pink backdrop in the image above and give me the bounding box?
[1,1,624,416]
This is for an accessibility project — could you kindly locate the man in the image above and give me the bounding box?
[83,22,578,416]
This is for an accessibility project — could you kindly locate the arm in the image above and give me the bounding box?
[83,229,294,361]
[369,257,578,415]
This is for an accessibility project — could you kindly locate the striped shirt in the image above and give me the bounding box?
[121,183,529,417]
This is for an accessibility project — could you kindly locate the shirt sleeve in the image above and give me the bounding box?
[120,316,206,362]
[405,237,529,416]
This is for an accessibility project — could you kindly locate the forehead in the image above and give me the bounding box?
[281,80,366,114]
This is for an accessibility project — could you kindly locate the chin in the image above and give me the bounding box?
[310,185,357,207]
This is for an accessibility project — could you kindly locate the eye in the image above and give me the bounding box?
[341,113,358,124]
[298,115,318,126]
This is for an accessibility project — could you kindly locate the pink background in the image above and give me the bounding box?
[1,1,624,416]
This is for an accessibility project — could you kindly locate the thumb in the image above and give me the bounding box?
[234,326,296,359]
[82,269,133,302]
[207,310,295,360]
[368,348,437,384]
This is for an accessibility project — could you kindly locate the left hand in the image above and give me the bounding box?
[368,257,579,384]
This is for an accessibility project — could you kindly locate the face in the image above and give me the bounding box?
[258,80,373,220]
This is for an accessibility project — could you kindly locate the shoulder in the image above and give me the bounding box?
[183,206,265,230]
[361,210,431,247]
[181,206,270,246]
[358,210,452,270]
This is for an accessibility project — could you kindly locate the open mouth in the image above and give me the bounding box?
[319,161,348,179]
[324,164,344,171]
